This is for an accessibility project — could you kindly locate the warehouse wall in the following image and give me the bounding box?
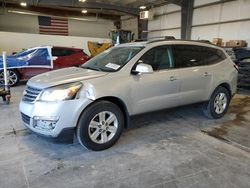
[147,0,250,45]
[148,4,181,39]
[69,19,114,38]
[0,12,114,38]
[121,15,139,39]
[192,0,250,45]
[0,13,38,34]
[0,31,110,55]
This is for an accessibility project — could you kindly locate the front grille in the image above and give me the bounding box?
[22,85,42,102]
[21,113,31,125]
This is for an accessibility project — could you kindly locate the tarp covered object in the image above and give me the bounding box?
[234,48,250,61]
[0,47,52,70]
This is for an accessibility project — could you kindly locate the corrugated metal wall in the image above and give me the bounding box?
[0,13,115,38]
[192,0,250,45]
[148,0,250,45]
[0,31,110,55]
[121,15,139,39]
[148,4,181,39]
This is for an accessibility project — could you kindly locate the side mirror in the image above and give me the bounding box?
[52,56,58,61]
[132,61,153,75]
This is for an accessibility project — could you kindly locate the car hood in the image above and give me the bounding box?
[28,67,108,89]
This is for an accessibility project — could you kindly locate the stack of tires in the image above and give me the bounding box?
[238,61,250,89]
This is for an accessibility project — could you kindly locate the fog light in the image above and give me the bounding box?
[33,116,59,131]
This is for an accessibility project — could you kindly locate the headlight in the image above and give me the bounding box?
[39,82,83,102]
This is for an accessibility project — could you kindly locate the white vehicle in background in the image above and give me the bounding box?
[20,38,238,151]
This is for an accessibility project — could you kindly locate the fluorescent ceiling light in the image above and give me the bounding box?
[8,10,103,22]
[139,6,146,10]
[71,17,96,22]
[20,2,27,7]
[81,9,88,13]
[79,0,86,2]
[8,10,36,15]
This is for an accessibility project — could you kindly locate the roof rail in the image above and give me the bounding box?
[195,40,213,45]
[147,36,176,44]
[141,37,215,46]
[134,39,146,42]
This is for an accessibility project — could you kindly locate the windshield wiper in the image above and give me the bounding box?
[81,66,102,71]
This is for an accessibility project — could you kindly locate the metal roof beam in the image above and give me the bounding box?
[4,3,121,20]
[32,0,140,15]
[149,0,183,7]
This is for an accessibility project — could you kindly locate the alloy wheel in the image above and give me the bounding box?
[214,92,227,114]
[88,111,118,144]
[0,70,18,86]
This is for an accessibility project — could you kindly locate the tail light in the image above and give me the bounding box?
[233,64,239,71]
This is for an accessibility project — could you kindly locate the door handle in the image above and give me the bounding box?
[204,72,210,76]
[169,76,177,81]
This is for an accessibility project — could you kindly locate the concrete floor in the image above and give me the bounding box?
[0,84,250,188]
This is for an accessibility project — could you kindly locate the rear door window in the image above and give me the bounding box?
[172,45,226,68]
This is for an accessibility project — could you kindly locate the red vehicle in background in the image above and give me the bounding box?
[0,46,90,86]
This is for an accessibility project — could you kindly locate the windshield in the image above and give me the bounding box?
[81,46,144,72]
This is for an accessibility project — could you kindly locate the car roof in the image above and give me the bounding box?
[52,46,83,50]
[118,39,221,50]
[118,41,147,47]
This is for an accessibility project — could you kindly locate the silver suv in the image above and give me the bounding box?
[19,39,238,151]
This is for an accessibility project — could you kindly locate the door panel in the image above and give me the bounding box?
[172,45,216,105]
[53,56,72,69]
[130,70,180,115]
[129,45,180,115]
[52,48,77,69]
[177,66,213,105]
[19,68,50,79]
[52,51,89,69]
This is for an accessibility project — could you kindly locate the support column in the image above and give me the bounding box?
[181,0,194,40]
[138,18,148,40]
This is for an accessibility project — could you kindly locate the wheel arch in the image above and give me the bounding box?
[217,82,232,98]
[94,96,130,129]
[11,68,22,78]
[210,82,232,99]
[1,68,20,74]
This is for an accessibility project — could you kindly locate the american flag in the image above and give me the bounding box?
[38,16,68,36]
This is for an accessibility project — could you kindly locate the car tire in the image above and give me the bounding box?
[76,101,124,151]
[0,69,20,87]
[203,86,231,119]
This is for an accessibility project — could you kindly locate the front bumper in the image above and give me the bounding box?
[19,98,92,139]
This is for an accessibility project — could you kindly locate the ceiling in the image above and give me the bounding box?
[1,0,183,20]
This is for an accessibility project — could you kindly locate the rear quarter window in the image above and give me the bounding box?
[172,45,227,68]
[203,48,227,65]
